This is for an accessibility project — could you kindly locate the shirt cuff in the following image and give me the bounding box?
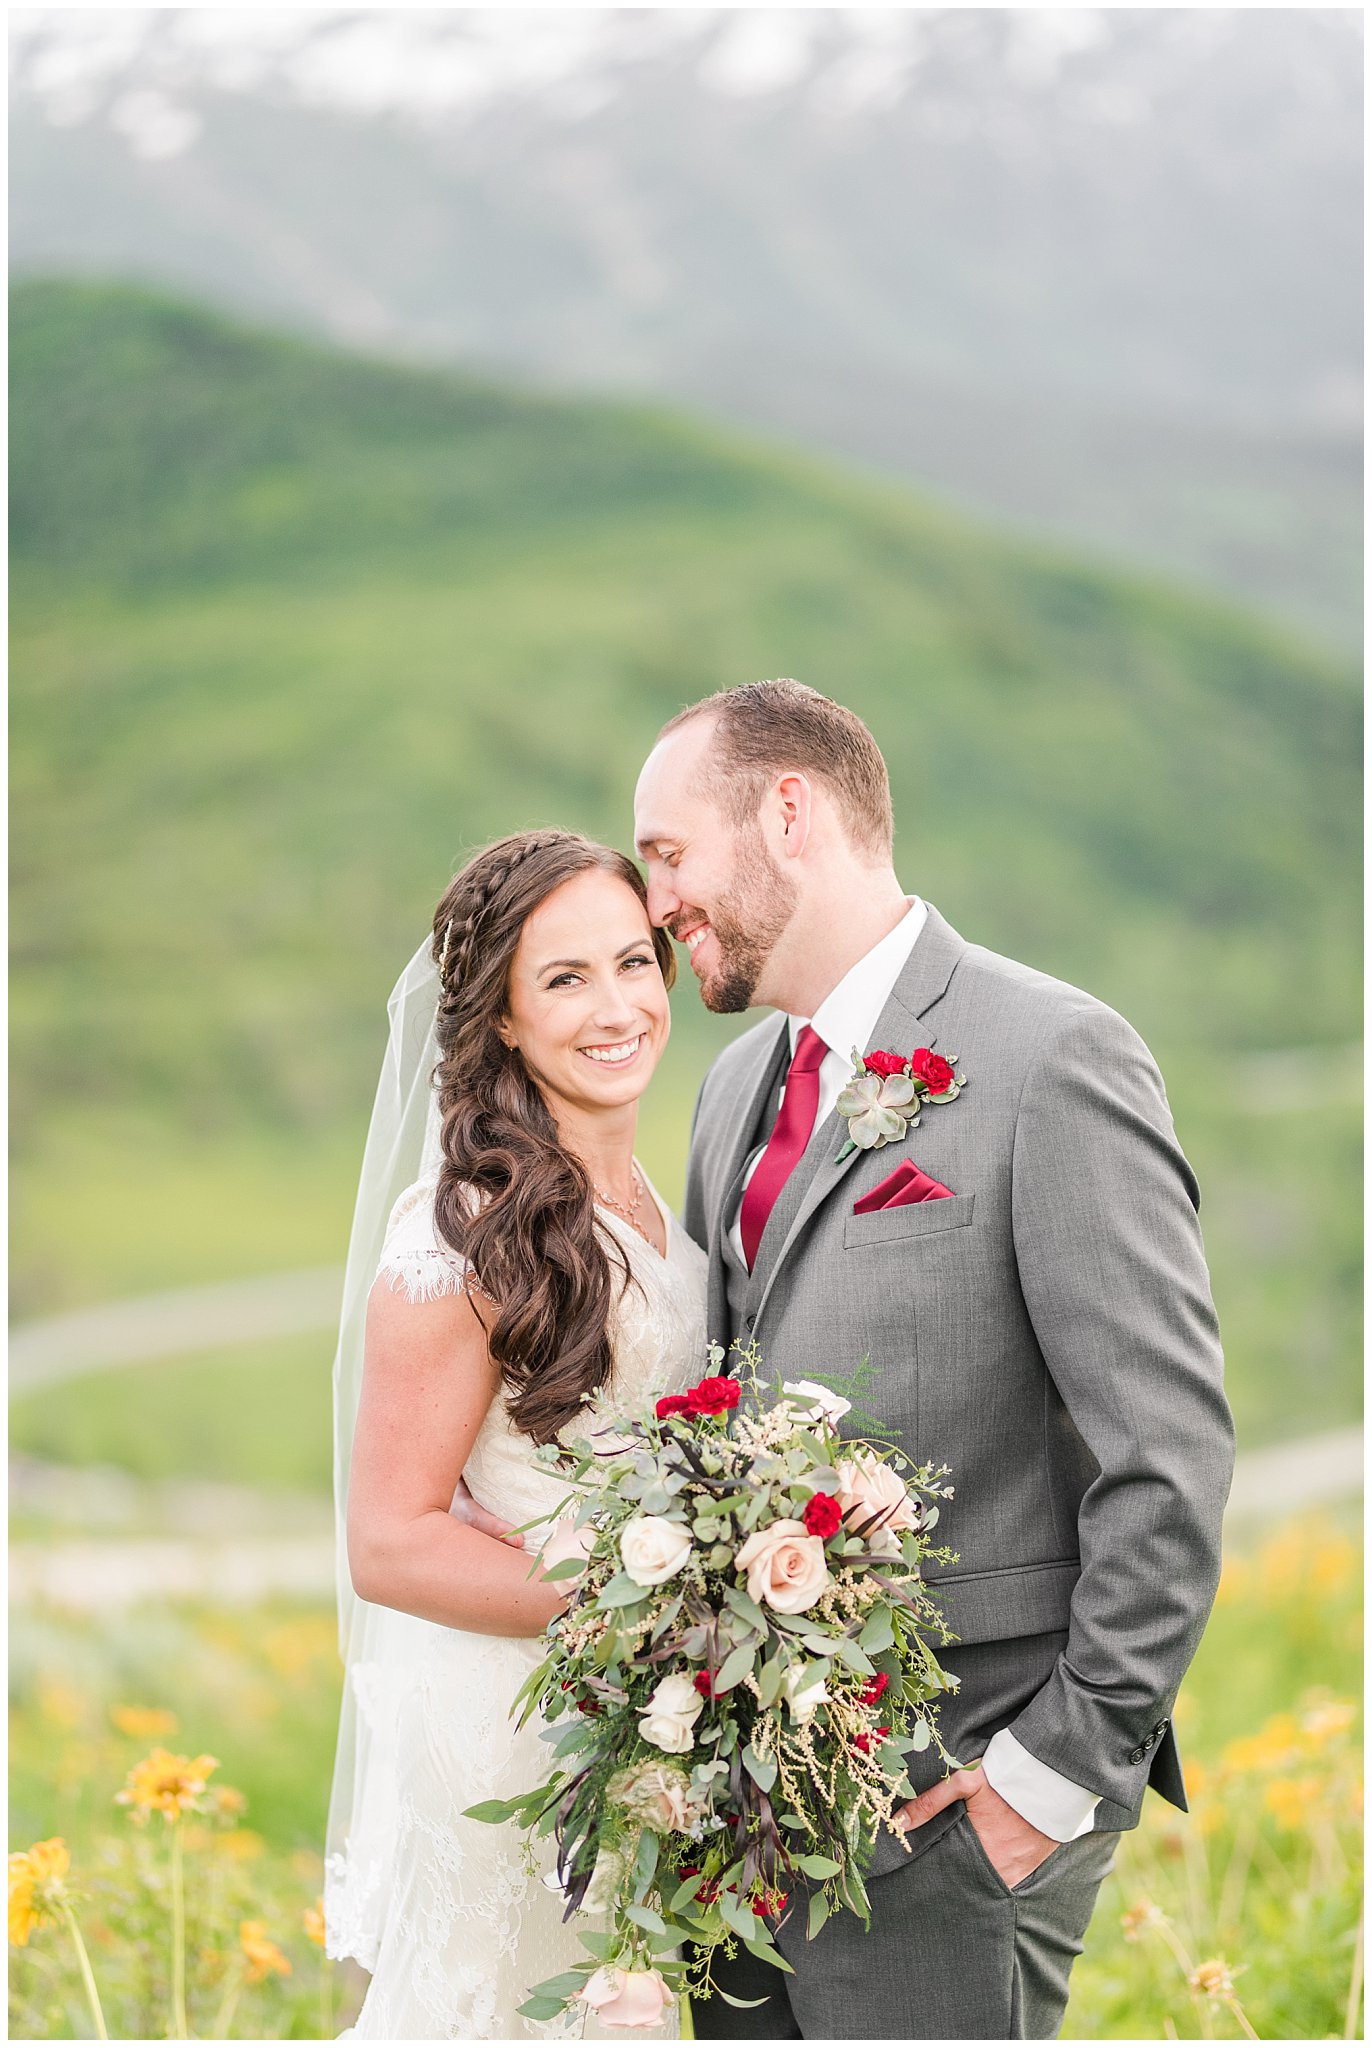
[981,1729,1101,1842]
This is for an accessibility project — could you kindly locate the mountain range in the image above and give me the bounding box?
[9,7,1362,650]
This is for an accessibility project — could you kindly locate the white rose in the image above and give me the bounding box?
[782,1379,853,1427]
[734,1519,830,1614]
[637,1672,704,1755]
[835,1452,922,1536]
[782,1665,830,1723]
[619,1514,693,1588]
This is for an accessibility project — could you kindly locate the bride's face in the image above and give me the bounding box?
[500,868,671,1118]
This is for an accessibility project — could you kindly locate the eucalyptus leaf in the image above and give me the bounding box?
[529,1970,595,1999]
[462,1797,521,1825]
[714,1642,759,1694]
[741,1745,777,1793]
[541,1556,589,1582]
[807,1892,832,1940]
[723,1584,767,1633]
[518,1996,569,2022]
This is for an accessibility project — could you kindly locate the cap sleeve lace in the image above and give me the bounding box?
[375,1173,471,1304]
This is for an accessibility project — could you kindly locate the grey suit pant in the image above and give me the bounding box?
[689,1632,1121,2041]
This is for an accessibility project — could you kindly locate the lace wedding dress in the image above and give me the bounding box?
[332,1167,707,2041]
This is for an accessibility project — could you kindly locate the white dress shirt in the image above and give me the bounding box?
[726,893,1100,1844]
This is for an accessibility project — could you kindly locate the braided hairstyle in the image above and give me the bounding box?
[430,831,676,1443]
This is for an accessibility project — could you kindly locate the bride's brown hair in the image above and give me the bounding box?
[430,831,676,1443]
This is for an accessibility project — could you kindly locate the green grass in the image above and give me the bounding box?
[10,277,1361,1460]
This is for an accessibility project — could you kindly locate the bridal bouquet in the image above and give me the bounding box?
[466,1346,958,2028]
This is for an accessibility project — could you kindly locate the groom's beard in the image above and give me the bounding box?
[689,831,799,1014]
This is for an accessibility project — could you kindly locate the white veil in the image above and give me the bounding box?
[323,937,447,1968]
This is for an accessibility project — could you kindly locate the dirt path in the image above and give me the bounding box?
[9,1268,345,1394]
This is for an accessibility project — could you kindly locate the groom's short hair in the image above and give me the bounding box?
[659,679,893,860]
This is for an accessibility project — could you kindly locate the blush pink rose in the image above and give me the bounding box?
[734,1518,830,1614]
[579,1966,674,2029]
[538,1515,594,1582]
[835,1452,922,1536]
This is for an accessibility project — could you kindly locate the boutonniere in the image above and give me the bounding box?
[834,1045,967,1162]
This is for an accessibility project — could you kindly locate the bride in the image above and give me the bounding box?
[324,830,708,2039]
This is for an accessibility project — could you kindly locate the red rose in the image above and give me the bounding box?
[751,1889,787,1917]
[656,1394,691,1419]
[802,1491,844,1540]
[695,1879,720,1904]
[910,1048,956,1094]
[863,1049,908,1079]
[860,1672,890,1707]
[686,1376,742,1416]
[851,1725,890,1755]
[693,1670,716,1699]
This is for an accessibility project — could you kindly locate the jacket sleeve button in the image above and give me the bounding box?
[1129,1746,1145,1764]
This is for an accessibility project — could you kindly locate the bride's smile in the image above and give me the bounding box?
[498,866,672,1120]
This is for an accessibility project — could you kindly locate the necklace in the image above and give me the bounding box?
[593,1162,654,1247]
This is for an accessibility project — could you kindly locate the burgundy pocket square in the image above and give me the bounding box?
[852,1160,956,1213]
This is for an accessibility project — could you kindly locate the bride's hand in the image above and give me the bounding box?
[450,1474,523,1548]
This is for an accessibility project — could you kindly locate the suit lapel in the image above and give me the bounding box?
[751,905,968,1329]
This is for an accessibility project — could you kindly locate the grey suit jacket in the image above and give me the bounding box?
[683,906,1235,1834]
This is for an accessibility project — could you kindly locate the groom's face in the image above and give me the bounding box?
[634,722,798,1014]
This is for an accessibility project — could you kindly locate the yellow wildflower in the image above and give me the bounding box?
[239,1919,292,1983]
[1310,1538,1356,1594]
[1221,1714,1300,1776]
[111,1704,179,1740]
[1121,1899,1163,1943]
[1264,1775,1323,1830]
[1190,1956,1241,1999]
[115,1748,218,1825]
[205,1784,248,1826]
[220,1829,265,1863]
[1214,1555,1247,1605]
[8,1838,71,1947]
[262,1618,337,1679]
[38,1681,84,1729]
[1300,1697,1356,1747]
[303,1898,326,1948]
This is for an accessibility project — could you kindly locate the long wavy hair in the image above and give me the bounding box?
[430,831,676,1443]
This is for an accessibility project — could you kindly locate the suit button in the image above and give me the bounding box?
[1128,1746,1145,1765]
[1143,1735,1156,1752]
[745,1314,756,1330]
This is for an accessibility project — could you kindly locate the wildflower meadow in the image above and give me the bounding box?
[8,1513,1360,2041]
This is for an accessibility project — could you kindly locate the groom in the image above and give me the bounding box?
[632,679,1234,2040]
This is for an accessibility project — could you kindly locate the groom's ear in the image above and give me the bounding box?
[775,771,814,856]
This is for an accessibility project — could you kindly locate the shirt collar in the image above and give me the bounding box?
[788,896,928,1062]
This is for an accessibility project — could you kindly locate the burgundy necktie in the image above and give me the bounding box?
[739,1025,828,1272]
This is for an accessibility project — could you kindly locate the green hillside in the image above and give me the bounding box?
[9,278,1360,1452]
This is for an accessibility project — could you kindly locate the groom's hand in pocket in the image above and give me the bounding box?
[896,1764,1058,1888]
[449,1474,523,1546]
